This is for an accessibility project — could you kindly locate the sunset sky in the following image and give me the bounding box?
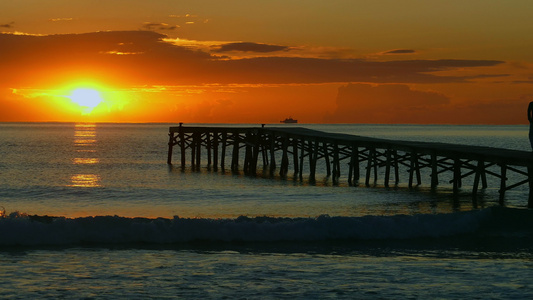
[1,0,532,124]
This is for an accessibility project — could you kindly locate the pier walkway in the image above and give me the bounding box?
[167,124,533,208]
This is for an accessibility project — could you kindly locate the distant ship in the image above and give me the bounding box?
[280,117,298,124]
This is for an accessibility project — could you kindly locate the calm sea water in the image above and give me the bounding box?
[1,123,533,299]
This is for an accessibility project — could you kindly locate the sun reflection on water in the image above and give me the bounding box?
[74,139,97,146]
[70,123,101,187]
[72,157,99,164]
[69,174,101,187]
[75,131,97,137]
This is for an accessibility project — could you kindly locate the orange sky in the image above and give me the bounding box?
[1,0,532,124]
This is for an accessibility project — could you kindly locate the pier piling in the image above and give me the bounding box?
[168,125,533,207]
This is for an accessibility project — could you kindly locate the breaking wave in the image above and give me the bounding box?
[1,207,532,246]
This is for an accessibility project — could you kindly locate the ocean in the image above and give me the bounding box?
[1,123,533,299]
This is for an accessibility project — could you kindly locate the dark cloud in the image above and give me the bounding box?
[0,22,14,28]
[384,49,415,54]
[209,57,504,84]
[142,22,179,31]
[216,42,289,53]
[0,31,506,87]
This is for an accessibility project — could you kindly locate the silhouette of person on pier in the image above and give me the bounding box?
[528,101,533,150]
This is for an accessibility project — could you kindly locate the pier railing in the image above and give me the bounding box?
[168,124,533,208]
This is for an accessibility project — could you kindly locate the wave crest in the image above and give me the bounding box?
[0,208,509,246]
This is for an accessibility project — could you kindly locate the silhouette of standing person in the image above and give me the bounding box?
[528,101,533,150]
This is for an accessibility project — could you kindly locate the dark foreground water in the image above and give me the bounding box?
[1,123,532,299]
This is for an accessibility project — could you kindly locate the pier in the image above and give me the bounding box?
[167,124,533,208]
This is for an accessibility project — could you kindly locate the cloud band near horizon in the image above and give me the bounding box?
[0,30,506,88]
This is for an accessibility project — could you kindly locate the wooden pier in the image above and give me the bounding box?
[167,124,533,208]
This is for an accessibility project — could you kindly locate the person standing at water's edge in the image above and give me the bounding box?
[528,101,533,150]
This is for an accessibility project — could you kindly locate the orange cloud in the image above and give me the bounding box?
[325,83,527,124]
[0,31,506,88]
[382,49,416,55]
[0,30,528,124]
[326,84,449,123]
[49,18,74,22]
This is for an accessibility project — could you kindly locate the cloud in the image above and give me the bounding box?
[168,14,209,25]
[511,75,533,84]
[0,31,506,88]
[0,31,213,87]
[0,88,68,121]
[325,83,450,123]
[0,22,14,28]
[383,49,416,55]
[142,22,179,31]
[209,57,504,84]
[215,42,289,53]
[166,38,361,59]
[324,83,527,124]
[49,18,74,22]
[445,99,527,124]
[169,14,198,18]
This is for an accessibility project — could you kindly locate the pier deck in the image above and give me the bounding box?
[167,124,533,208]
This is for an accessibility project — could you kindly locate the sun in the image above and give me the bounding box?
[68,88,103,114]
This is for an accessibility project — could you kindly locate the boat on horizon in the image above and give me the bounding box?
[280,117,298,124]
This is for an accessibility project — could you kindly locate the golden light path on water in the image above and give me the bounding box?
[70,123,101,187]
[70,174,100,187]
[72,158,99,164]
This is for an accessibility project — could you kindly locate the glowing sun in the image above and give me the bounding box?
[68,88,103,114]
